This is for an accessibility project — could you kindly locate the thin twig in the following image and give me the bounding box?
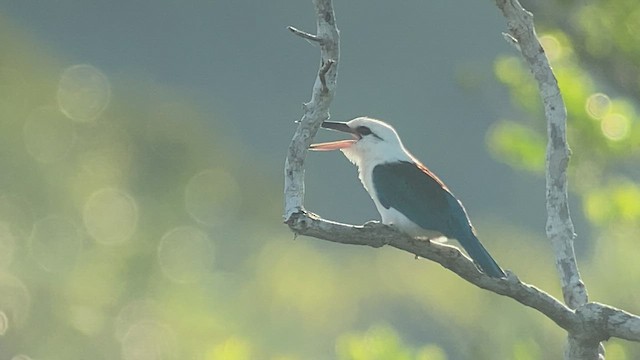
[501,32,520,51]
[287,26,322,43]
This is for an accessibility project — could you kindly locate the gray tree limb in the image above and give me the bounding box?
[495,0,599,358]
[283,0,640,358]
[495,0,586,314]
[283,0,339,221]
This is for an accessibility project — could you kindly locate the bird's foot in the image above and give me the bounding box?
[504,269,518,282]
[428,236,448,243]
[414,235,432,243]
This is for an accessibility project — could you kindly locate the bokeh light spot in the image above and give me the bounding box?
[0,310,8,335]
[157,226,214,283]
[601,113,630,141]
[11,355,33,360]
[121,321,176,360]
[494,56,525,86]
[540,35,562,61]
[23,106,75,163]
[57,64,111,122]
[185,169,241,226]
[29,216,81,272]
[0,273,30,328]
[585,93,611,119]
[73,122,133,197]
[83,188,138,245]
[626,9,640,37]
[0,223,16,269]
[115,300,160,341]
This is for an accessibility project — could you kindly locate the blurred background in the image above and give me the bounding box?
[0,0,639,359]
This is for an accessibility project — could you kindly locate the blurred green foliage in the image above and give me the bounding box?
[335,324,448,360]
[3,0,640,358]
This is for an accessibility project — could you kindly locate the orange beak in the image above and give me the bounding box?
[309,121,359,151]
[309,139,357,151]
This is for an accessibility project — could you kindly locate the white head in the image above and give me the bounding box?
[310,117,412,167]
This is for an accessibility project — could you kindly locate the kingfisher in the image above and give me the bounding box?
[309,117,505,278]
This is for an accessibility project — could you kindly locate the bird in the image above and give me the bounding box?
[309,117,506,278]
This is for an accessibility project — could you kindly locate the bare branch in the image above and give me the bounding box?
[287,211,640,348]
[283,0,339,221]
[501,32,520,51]
[579,303,640,342]
[287,26,321,43]
[495,0,585,311]
[287,211,578,331]
[495,0,604,358]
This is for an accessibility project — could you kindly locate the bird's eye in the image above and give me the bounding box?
[357,126,372,136]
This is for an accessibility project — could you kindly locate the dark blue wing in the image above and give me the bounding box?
[372,161,505,278]
[372,161,471,238]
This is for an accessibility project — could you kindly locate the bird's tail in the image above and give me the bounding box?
[456,231,505,278]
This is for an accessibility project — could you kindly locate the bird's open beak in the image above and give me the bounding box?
[309,121,359,151]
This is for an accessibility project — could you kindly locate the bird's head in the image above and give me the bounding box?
[310,117,411,167]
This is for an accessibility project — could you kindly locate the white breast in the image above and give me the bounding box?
[356,160,445,240]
